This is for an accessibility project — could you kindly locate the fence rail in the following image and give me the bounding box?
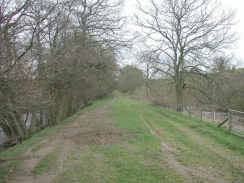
[228,109,244,137]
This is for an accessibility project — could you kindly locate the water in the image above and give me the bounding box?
[0,111,48,145]
[0,129,8,145]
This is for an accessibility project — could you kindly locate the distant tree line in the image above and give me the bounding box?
[132,56,244,112]
[117,65,144,94]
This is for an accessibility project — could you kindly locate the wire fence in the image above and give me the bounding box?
[184,108,244,137]
[131,97,244,137]
[228,109,244,137]
[183,108,228,125]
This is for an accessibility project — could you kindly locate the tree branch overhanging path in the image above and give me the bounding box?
[133,0,238,112]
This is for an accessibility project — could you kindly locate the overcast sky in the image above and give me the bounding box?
[221,0,244,61]
[124,0,244,63]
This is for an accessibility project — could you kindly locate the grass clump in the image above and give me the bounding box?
[31,143,45,153]
[34,148,59,175]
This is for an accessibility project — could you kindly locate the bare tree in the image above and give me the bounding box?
[24,0,127,127]
[133,0,238,112]
[70,0,128,51]
[137,51,158,99]
[210,56,237,73]
[0,0,58,140]
[0,0,131,144]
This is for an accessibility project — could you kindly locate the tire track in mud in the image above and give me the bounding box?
[170,121,244,180]
[135,109,194,182]
[134,106,230,183]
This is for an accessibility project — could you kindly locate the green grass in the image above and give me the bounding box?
[130,98,244,179]
[31,143,45,152]
[0,160,20,182]
[77,98,111,114]
[0,126,57,159]
[54,96,244,182]
[1,96,244,182]
[34,148,59,175]
[110,97,149,132]
[56,141,184,183]
[55,97,185,183]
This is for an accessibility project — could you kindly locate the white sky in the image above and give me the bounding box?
[124,0,244,63]
[221,0,244,61]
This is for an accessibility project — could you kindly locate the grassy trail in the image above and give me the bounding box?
[1,96,244,182]
[111,97,244,182]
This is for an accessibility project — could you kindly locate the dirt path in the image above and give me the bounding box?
[7,100,114,183]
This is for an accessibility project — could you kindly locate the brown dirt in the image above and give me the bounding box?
[6,100,125,183]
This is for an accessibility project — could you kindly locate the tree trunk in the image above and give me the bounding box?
[5,96,29,140]
[17,119,29,139]
[1,123,14,139]
[59,105,66,122]
[176,88,183,112]
[30,111,36,133]
[9,112,25,141]
[67,93,75,117]
[146,85,149,99]
[146,64,149,99]
[48,109,58,126]
[39,110,44,125]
